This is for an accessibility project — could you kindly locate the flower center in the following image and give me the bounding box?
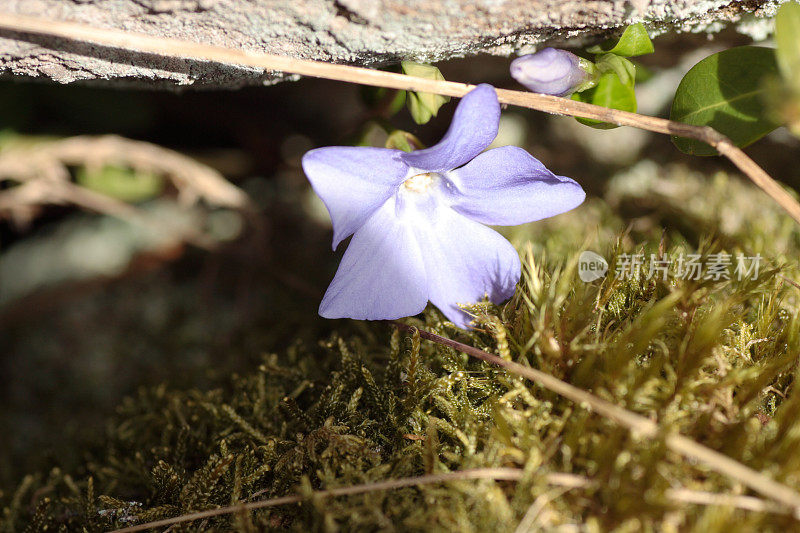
[402,172,435,193]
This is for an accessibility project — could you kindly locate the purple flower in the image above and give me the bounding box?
[510,48,589,96]
[302,84,585,328]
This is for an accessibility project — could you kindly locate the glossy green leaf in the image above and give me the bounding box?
[76,165,163,203]
[573,71,637,129]
[670,46,781,155]
[587,23,654,57]
[401,62,450,124]
[776,1,800,91]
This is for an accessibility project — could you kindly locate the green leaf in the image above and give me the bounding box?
[387,91,407,116]
[595,54,636,88]
[385,130,424,152]
[587,23,654,57]
[572,71,637,129]
[670,46,781,156]
[572,55,637,128]
[401,62,450,124]
[76,165,163,202]
[776,1,800,91]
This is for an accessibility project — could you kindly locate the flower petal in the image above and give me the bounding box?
[412,205,521,328]
[444,146,585,226]
[319,199,428,321]
[302,146,409,249]
[510,49,588,96]
[400,84,500,173]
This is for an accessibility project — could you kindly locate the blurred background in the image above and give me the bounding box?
[1,26,797,493]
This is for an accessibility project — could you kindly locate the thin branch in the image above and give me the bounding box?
[664,488,791,515]
[4,10,800,526]
[390,322,800,516]
[50,135,252,210]
[110,468,525,532]
[0,175,215,249]
[0,135,254,249]
[0,13,798,226]
[780,274,800,291]
[109,465,792,532]
[0,135,251,211]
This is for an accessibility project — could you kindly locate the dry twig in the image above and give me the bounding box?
[110,464,792,531]
[390,322,800,516]
[0,135,252,248]
[2,11,799,530]
[111,468,525,532]
[0,13,797,226]
[105,321,800,530]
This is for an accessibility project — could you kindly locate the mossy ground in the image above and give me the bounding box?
[2,162,800,531]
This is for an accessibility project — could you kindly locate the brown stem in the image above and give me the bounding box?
[111,468,525,532]
[389,322,800,515]
[109,464,792,531]
[0,13,798,225]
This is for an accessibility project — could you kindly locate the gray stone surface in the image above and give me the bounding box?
[0,0,782,89]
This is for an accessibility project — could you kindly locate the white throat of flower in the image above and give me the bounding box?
[402,172,436,193]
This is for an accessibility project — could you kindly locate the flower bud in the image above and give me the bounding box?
[510,48,590,96]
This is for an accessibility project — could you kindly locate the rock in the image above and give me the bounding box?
[0,0,782,90]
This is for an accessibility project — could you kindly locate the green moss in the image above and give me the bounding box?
[2,164,800,531]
